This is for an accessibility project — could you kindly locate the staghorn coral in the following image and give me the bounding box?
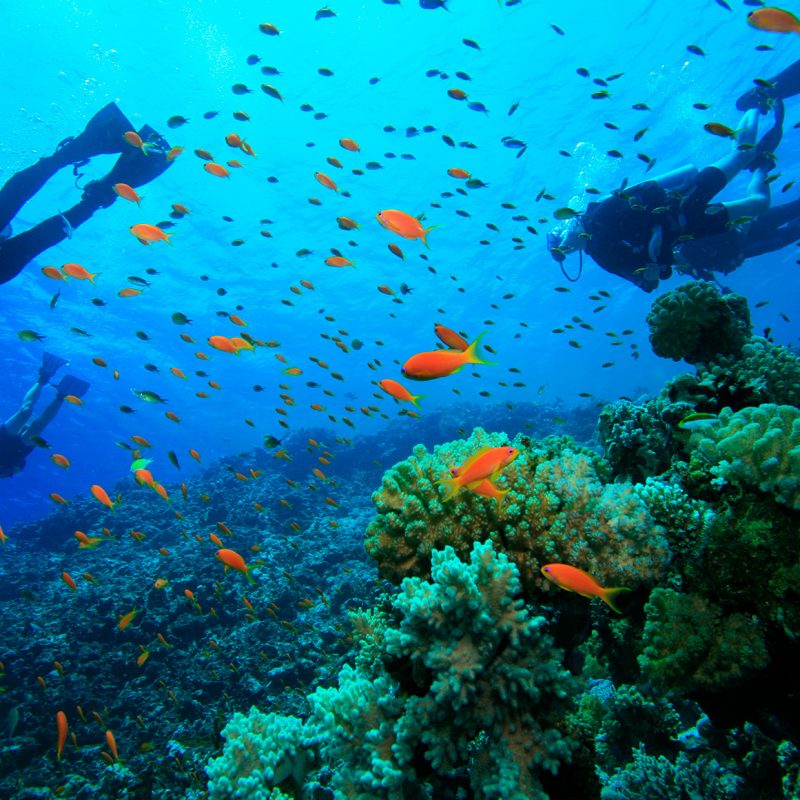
[366,429,670,599]
[638,588,768,694]
[646,280,751,364]
[687,404,800,510]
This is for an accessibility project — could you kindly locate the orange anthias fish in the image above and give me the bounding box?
[56,711,68,760]
[113,183,142,205]
[123,131,151,153]
[216,548,256,584]
[62,262,98,283]
[208,335,238,354]
[204,162,231,179]
[401,331,493,380]
[90,484,115,511]
[118,607,139,630]
[438,446,518,501]
[540,564,631,613]
[130,224,173,246]
[50,454,70,469]
[467,478,510,513]
[378,378,424,408]
[434,324,469,351]
[314,171,339,192]
[747,7,800,34]
[376,209,436,247]
[339,137,360,151]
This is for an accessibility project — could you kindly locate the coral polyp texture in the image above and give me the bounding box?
[207,541,577,800]
[687,404,800,510]
[646,280,751,364]
[366,428,670,597]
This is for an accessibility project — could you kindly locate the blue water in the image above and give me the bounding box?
[1,1,798,522]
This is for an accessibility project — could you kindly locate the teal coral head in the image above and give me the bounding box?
[646,280,751,364]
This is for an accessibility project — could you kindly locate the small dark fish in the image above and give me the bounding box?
[466,178,489,189]
[49,290,61,310]
[313,112,328,120]
[262,84,283,101]
[686,44,706,57]
[508,101,519,116]
[551,24,565,35]
[145,268,158,275]
[442,134,456,147]
[135,331,151,341]
[144,364,159,373]
[755,44,773,52]
[253,385,265,392]
[231,84,252,95]
[462,38,481,50]
[605,121,620,130]
[576,67,590,77]
[606,72,624,81]
[262,65,282,76]
[366,161,382,170]
[406,126,420,137]
[455,71,471,81]
[607,149,623,159]
[127,275,150,286]
[631,103,650,111]
[633,127,648,142]
[246,54,261,65]
[168,450,181,470]
[70,327,91,337]
[591,90,611,100]
[426,69,441,78]
[420,0,449,8]
[318,67,334,77]
[203,111,219,119]
[264,435,282,448]
[693,102,711,110]
[715,0,731,9]
[91,298,106,307]
[119,405,136,414]
[315,7,337,19]
[384,125,396,132]
[467,101,489,114]
[156,221,175,230]
[400,153,415,160]
[754,78,776,90]
[167,115,190,129]
[30,435,50,448]
[422,124,435,133]
[171,312,192,325]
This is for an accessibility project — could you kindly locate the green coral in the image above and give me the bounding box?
[688,404,800,510]
[599,744,741,800]
[206,709,313,799]
[366,429,670,598]
[646,280,751,364]
[638,588,768,693]
[206,542,577,800]
[695,337,800,411]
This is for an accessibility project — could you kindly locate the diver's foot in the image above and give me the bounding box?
[748,98,784,172]
[38,352,69,384]
[51,102,134,168]
[736,85,775,114]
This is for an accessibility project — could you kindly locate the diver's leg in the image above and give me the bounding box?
[645,165,699,193]
[0,124,172,286]
[738,59,800,111]
[711,109,760,181]
[742,222,800,259]
[20,391,63,441]
[749,195,800,232]
[0,102,132,231]
[720,163,771,220]
[4,381,44,434]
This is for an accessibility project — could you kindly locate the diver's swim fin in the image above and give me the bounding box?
[39,352,68,383]
[80,124,173,210]
[51,102,134,168]
[55,375,90,400]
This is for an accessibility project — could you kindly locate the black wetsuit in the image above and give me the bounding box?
[0,424,33,476]
[582,168,730,288]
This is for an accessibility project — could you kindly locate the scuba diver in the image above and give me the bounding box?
[546,106,779,292]
[0,353,89,478]
[0,102,173,285]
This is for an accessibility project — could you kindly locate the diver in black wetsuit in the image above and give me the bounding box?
[0,102,173,285]
[546,106,776,292]
[0,353,89,478]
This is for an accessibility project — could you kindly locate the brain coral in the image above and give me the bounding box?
[646,280,751,364]
[366,428,670,599]
[687,404,800,510]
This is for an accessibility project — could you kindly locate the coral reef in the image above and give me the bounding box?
[366,429,670,598]
[206,541,577,800]
[638,588,769,694]
[687,404,800,510]
[646,280,751,364]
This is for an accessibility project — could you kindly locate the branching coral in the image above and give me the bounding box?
[206,542,577,800]
[366,429,670,599]
[646,280,751,364]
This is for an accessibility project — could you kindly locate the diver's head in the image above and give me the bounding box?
[547,216,586,263]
